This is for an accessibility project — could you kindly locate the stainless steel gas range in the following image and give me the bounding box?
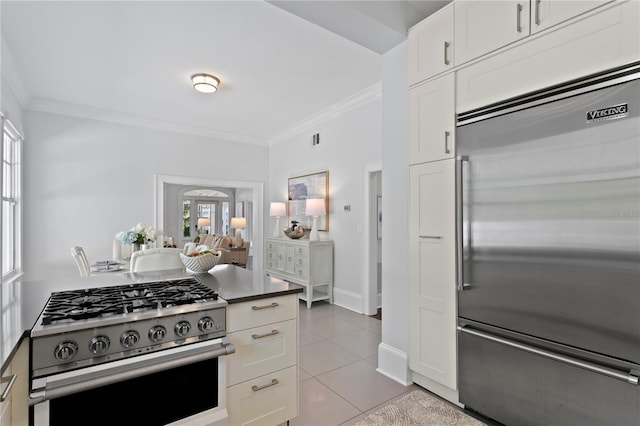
[29,277,235,426]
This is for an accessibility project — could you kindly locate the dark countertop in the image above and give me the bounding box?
[2,265,301,368]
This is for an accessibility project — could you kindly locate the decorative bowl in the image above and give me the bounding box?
[284,228,307,239]
[180,252,222,273]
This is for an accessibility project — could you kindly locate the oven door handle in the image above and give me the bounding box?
[30,338,235,405]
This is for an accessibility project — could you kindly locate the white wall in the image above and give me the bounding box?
[377,41,411,385]
[23,110,269,280]
[268,100,382,313]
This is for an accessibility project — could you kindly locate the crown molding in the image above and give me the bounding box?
[268,82,382,145]
[27,98,269,146]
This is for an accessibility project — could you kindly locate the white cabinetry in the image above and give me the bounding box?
[409,73,455,165]
[226,294,298,426]
[0,337,29,426]
[408,4,454,86]
[409,160,458,392]
[531,0,612,33]
[454,0,613,67]
[455,0,530,66]
[265,238,333,309]
[456,0,639,112]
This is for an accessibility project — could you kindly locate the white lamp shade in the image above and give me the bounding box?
[306,198,326,217]
[197,218,210,228]
[230,217,246,229]
[269,202,287,217]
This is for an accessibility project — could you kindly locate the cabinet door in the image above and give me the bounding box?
[531,0,612,33]
[409,73,455,164]
[409,160,457,389]
[276,243,286,272]
[455,0,530,66]
[0,338,29,426]
[408,4,454,85]
[456,1,639,112]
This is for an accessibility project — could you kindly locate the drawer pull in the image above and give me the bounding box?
[420,235,442,239]
[251,302,279,311]
[0,374,17,402]
[251,330,279,340]
[516,3,523,33]
[252,378,279,392]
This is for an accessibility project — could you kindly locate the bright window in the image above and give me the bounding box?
[1,118,22,279]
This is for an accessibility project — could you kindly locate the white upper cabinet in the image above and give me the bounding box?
[408,4,454,86]
[455,1,530,66]
[531,0,613,33]
[409,73,455,164]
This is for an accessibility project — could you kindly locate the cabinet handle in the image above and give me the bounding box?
[251,302,279,310]
[420,235,442,239]
[252,378,279,392]
[535,0,541,26]
[443,41,450,65]
[444,130,451,154]
[516,3,523,33]
[251,329,280,340]
[0,374,17,402]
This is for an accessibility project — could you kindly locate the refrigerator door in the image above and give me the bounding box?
[456,77,640,364]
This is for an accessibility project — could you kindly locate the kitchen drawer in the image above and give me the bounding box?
[227,294,298,333]
[227,366,298,426]
[227,319,297,386]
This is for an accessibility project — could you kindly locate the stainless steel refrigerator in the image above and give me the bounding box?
[456,62,639,425]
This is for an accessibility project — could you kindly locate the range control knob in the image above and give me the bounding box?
[174,321,191,337]
[54,341,79,362]
[89,335,110,354]
[149,325,167,343]
[198,316,215,332]
[120,330,140,348]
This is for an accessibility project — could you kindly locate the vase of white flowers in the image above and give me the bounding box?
[116,223,162,254]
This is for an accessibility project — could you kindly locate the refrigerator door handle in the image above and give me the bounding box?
[456,155,470,291]
[458,325,640,386]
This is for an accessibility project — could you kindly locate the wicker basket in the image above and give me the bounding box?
[179,252,221,273]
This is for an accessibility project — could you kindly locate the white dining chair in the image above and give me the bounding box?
[70,246,91,277]
[129,248,184,273]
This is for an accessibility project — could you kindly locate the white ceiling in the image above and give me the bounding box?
[1,1,449,145]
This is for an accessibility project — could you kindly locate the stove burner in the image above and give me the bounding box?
[41,278,218,325]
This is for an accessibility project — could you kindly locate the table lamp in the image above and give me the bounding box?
[197,217,210,235]
[306,198,326,241]
[230,217,246,248]
[269,202,287,238]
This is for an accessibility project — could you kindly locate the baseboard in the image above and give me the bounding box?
[333,287,363,313]
[376,342,413,386]
[411,371,461,407]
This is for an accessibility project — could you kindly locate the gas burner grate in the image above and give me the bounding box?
[41,278,218,325]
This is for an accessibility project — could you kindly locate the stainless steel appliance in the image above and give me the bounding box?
[29,277,235,425]
[456,62,640,425]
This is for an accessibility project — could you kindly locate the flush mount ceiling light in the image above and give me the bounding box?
[191,73,220,93]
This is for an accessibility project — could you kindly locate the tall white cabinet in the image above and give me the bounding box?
[409,161,457,391]
[264,238,333,309]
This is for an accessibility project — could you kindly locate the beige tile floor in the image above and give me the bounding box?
[291,301,420,426]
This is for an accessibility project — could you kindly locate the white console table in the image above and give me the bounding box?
[264,238,333,309]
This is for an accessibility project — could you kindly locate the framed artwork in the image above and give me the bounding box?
[288,171,329,231]
[377,196,382,240]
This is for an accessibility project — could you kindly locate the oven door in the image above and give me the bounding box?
[30,338,235,426]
